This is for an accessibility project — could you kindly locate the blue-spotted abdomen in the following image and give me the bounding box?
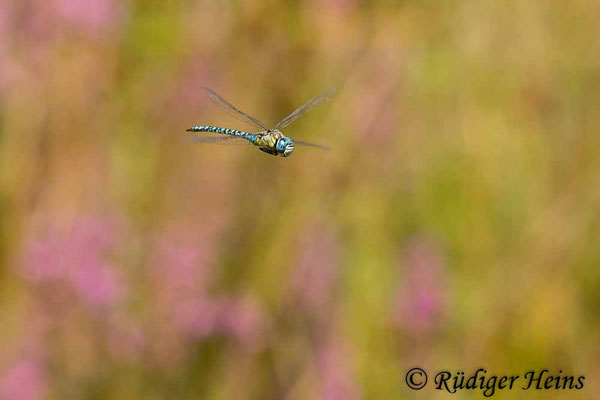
[186,125,249,138]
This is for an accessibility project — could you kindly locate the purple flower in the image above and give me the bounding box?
[392,237,447,334]
[316,337,360,400]
[148,228,269,356]
[172,298,218,340]
[291,224,339,314]
[21,236,69,284]
[53,0,126,37]
[14,0,127,44]
[146,229,218,365]
[217,296,268,350]
[20,215,125,309]
[0,2,21,95]
[71,262,123,308]
[149,233,213,331]
[151,240,210,297]
[0,359,47,400]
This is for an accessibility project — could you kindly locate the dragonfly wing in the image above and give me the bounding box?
[202,87,270,131]
[183,134,253,146]
[273,87,336,131]
[294,139,331,151]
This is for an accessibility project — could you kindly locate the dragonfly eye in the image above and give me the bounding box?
[276,137,294,157]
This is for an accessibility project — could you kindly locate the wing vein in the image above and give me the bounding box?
[202,87,270,131]
[273,87,336,131]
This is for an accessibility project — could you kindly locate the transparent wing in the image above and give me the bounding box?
[183,135,253,146]
[273,88,336,131]
[294,139,331,151]
[202,87,270,131]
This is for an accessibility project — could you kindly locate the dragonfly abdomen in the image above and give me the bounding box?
[186,125,250,137]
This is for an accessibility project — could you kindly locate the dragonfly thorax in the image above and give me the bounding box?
[257,131,294,157]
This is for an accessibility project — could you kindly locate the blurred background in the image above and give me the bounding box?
[1,0,599,399]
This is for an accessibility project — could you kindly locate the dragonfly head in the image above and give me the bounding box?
[275,137,295,157]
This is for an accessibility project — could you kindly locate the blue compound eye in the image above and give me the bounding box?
[275,138,285,152]
[276,138,294,157]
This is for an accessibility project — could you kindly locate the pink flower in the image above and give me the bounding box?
[217,296,268,350]
[291,224,339,314]
[53,0,125,37]
[172,298,218,340]
[0,2,21,95]
[392,237,447,334]
[71,263,123,308]
[151,241,209,296]
[21,236,69,284]
[316,337,360,400]
[20,215,125,309]
[146,228,220,365]
[16,0,127,42]
[0,359,47,400]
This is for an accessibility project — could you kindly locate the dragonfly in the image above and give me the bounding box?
[186,87,335,157]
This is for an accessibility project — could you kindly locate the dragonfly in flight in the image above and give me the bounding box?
[186,87,335,157]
